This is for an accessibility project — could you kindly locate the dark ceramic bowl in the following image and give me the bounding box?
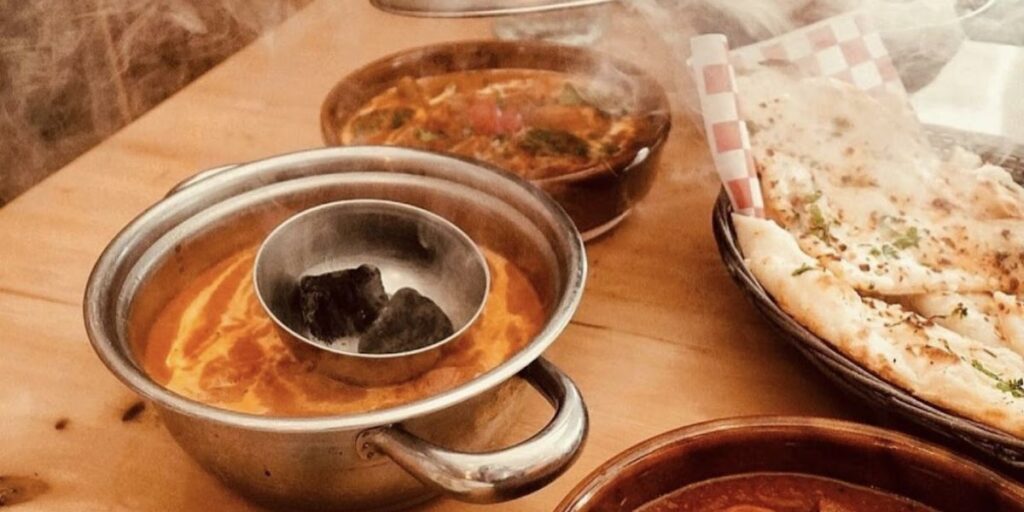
[556,417,1024,512]
[320,40,671,240]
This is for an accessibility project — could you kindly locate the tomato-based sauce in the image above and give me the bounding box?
[142,247,545,416]
[639,473,936,512]
[340,69,642,180]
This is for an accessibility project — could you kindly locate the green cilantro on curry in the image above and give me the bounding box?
[341,70,641,180]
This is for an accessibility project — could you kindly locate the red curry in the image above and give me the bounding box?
[340,69,642,180]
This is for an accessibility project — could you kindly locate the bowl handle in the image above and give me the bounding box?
[165,164,239,197]
[357,357,588,503]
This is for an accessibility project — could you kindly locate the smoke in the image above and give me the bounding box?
[963,0,1024,44]
[618,0,1024,163]
[0,0,309,205]
[624,0,976,93]
[2,0,1021,205]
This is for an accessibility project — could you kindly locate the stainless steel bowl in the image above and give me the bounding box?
[83,146,589,511]
[253,199,491,386]
[369,0,612,18]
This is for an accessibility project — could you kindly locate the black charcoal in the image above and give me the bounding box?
[298,264,388,342]
[359,288,454,354]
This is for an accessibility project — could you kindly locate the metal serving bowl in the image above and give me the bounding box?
[83,146,589,511]
[253,199,490,386]
[320,40,671,240]
[369,0,612,18]
[556,417,1024,512]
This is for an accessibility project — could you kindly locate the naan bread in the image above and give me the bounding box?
[737,67,1024,296]
[900,291,1024,357]
[735,215,1024,437]
[728,65,1024,438]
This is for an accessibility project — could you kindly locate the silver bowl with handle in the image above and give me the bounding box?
[83,146,588,511]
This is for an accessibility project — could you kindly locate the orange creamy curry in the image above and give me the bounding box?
[142,247,545,416]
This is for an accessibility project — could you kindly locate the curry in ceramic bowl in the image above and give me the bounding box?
[321,40,671,240]
[556,417,1024,512]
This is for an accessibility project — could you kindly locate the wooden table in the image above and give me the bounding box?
[0,2,861,510]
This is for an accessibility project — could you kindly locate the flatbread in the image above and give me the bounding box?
[724,65,1024,438]
[737,67,1024,296]
[900,291,1024,357]
[734,214,1024,437]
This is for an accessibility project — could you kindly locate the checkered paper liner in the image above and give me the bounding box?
[731,11,905,97]
[690,10,905,217]
[691,34,764,218]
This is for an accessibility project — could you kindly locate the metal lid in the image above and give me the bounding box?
[369,0,612,18]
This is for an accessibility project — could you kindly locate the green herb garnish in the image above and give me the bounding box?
[807,204,833,243]
[869,244,899,258]
[892,226,921,250]
[972,360,1024,398]
[518,128,589,158]
[972,360,1000,379]
[792,263,817,276]
[998,379,1024,397]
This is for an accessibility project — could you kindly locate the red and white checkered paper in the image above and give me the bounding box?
[691,34,765,218]
[690,10,906,217]
[731,11,905,97]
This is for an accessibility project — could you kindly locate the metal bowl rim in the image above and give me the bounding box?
[252,198,491,358]
[83,145,586,433]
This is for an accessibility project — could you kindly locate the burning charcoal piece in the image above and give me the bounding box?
[359,288,454,354]
[298,265,388,342]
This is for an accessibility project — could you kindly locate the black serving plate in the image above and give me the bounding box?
[711,127,1024,468]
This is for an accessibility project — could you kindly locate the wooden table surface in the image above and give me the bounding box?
[0,2,863,510]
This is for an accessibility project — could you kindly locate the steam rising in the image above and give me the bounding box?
[524,0,1018,184]
[615,0,1024,170]
[2,0,1022,204]
[0,0,308,205]
[624,0,973,100]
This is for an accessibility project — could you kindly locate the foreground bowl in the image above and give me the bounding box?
[320,40,672,240]
[556,416,1024,512]
[83,146,588,511]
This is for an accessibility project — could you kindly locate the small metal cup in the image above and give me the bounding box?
[253,199,489,386]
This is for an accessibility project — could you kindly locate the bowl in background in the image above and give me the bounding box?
[320,40,671,240]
